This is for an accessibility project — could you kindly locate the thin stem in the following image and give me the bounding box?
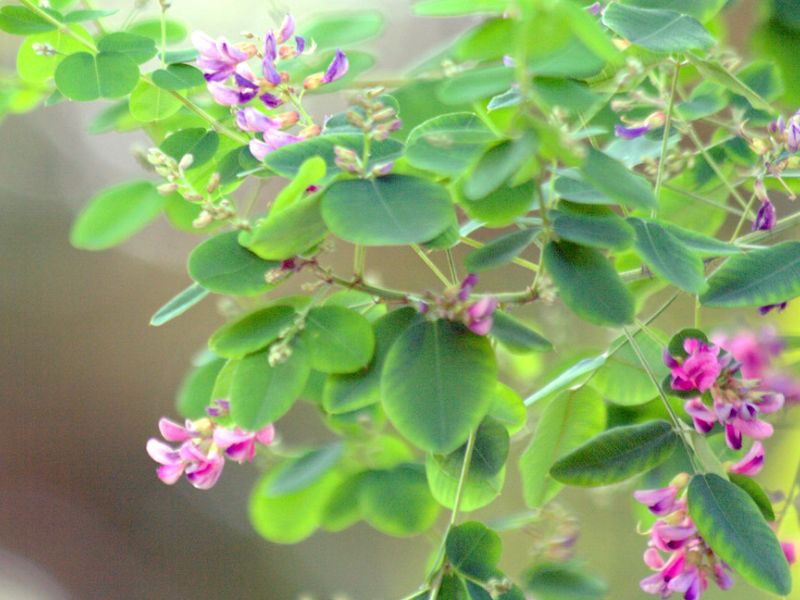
[681,122,752,214]
[19,0,97,51]
[411,244,452,287]
[693,296,702,329]
[777,459,800,529]
[428,430,477,600]
[623,327,701,474]
[353,245,366,279]
[652,61,681,218]
[445,249,459,285]
[286,91,315,127]
[729,191,758,241]
[459,237,539,272]
[159,1,168,68]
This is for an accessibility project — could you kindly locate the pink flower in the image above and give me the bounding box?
[207,64,260,106]
[146,401,275,490]
[465,297,498,336]
[729,441,765,476]
[634,485,679,516]
[670,339,723,393]
[249,129,304,160]
[782,541,796,565]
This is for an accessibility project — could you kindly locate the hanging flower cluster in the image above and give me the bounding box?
[635,474,734,600]
[664,337,784,451]
[192,15,349,160]
[146,400,275,490]
[419,274,499,336]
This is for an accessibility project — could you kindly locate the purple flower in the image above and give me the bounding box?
[759,301,789,315]
[249,129,304,160]
[276,14,295,44]
[236,107,281,132]
[322,49,349,84]
[615,123,650,140]
[207,64,260,106]
[192,31,251,82]
[465,297,498,336]
[669,338,723,393]
[586,2,603,15]
[729,441,765,476]
[634,485,679,516]
[459,273,479,301]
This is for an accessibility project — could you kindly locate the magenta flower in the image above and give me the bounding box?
[146,402,276,490]
[634,484,680,516]
[192,31,251,82]
[782,542,797,565]
[465,297,498,336]
[637,474,734,600]
[249,129,304,160]
[207,63,260,106]
[713,328,783,380]
[729,441,765,476]
[668,338,723,393]
[459,273,479,301]
[586,2,603,16]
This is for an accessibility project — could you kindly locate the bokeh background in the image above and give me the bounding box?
[2,1,800,598]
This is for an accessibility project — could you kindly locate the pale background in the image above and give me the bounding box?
[1,1,795,599]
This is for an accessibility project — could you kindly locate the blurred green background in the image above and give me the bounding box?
[2,0,800,598]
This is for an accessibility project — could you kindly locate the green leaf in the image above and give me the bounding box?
[689,474,791,595]
[0,6,55,34]
[405,113,496,177]
[128,18,187,44]
[323,307,420,415]
[463,136,537,201]
[520,388,606,508]
[70,180,164,250]
[263,133,403,182]
[414,0,510,16]
[426,455,505,512]
[301,306,375,374]
[239,195,328,260]
[554,171,610,205]
[730,474,776,522]
[543,241,635,326]
[657,221,741,256]
[97,32,157,64]
[150,283,209,327]
[446,522,502,582]
[490,311,551,354]
[128,80,182,122]
[458,182,537,228]
[591,330,668,406]
[552,204,634,251]
[489,384,526,433]
[628,218,708,294]
[685,54,773,113]
[524,354,607,406]
[55,51,140,101]
[524,562,608,600]
[359,464,440,537]
[441,417,510,479]
[266,443,344,496]
[321,473,364,532]
[550,420,679,486]
[301,11,383,48]
[437,66,515,105]
[62,8,117,23]
[208,305,297,359]
[151,63,206,90]
[161,128,219,169]
[581,149,657,211]
[175,357,226,419]
[620,0,725,22]
[16,25,92,84]
[602,4,714,54]
[321,175,454,246]
[229,346,311,429]
[382,319,497,453]
[250,467,342,544]
[271,157,326,213]
[700,242,800,307]
[187,231,279,296]
[464,228,538,273]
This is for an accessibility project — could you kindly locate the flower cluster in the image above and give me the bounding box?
[192,15,349,160]
[769,110,800,154]
[635,474,734,600]
[419,274,499,336]
[146,400,275,490]
[664,337,784,451]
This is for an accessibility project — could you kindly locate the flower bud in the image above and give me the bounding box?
[192,210,213,228]
[179,154,194,171]
[206,172,221,194]
[303,72,325,90]
[157,183,179,195]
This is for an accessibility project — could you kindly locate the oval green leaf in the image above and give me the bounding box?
[689,473,791,595]
[580,148,657,211]
[55,51,140,101]
[382,319,497,454]
[321,175,455,246]
[550,420,679,486]
[266,442,344,496]
[301,306,376,374]
[446,522,502,582]
[238,195,328,260]
[70,180,164,250]
[489,311,552,354]
[97,31,157,64]
[464,228,538,272]
[602,4,714,53]
[405,113,496,176]
[208,305,297,359]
